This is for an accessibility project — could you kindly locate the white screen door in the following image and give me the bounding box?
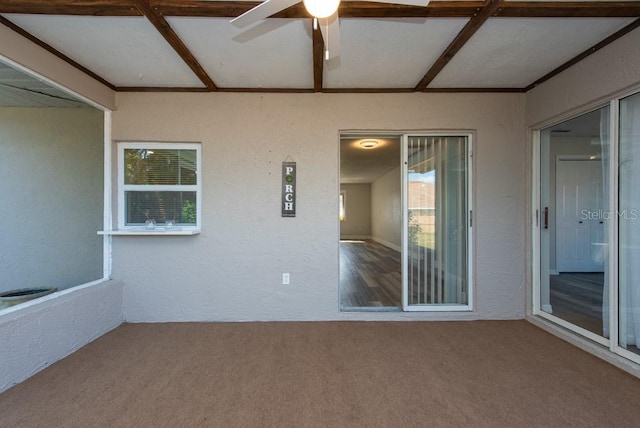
[402,134,472,311]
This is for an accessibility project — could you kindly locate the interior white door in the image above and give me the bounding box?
[556,159,603,272]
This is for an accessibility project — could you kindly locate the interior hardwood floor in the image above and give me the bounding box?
[549,272,640,355]
[550,272,604,335]
[340,240,401,309]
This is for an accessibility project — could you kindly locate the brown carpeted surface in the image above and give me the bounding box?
[2,321,640,427]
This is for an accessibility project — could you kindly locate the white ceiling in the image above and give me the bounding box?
[5,15,204,88]
[341,135,401,183]
[168,17,314,88]
[0,1,637,93]
[325,18,469,88]
[430,17,636,88]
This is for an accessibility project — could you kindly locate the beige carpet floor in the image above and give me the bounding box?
[2,321,640,427]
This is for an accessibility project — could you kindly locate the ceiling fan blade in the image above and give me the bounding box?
[230,0,301,28]
[361,0,429,6]
[319,13,341,60]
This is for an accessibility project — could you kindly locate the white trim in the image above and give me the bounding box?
[538,309,609,347]
[616,347,640,365]
[102,111,112,280]
[401,134,408,311]
[467,134,474,312]
[115,142,202,231]
[98,229,200,236]
[531,129,541,315]
[609,97,620,355]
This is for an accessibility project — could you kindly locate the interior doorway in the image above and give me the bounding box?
[339,133,402,310]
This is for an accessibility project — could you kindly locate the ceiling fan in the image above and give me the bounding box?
[230,0,431,60]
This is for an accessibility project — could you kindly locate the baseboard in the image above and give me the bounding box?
[340,235,371,241]
[371,237,401,252]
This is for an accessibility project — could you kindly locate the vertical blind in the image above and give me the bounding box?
[407,136,468,306]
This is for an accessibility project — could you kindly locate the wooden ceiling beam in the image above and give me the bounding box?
[496,2,640,18]
[133,0,217,90]
[312,25,324,92]
[153,1,483,18]
[0,0,141,16]
[1,1,637,18]
[414,0,503,91]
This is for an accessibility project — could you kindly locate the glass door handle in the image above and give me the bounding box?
[544,207,549,229]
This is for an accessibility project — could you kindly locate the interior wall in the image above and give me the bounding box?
[371,166,401,251]
[339,183,371,239]
[112,92,526,322]
[0,107,104,294]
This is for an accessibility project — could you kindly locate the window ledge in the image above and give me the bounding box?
[98,228,200,236]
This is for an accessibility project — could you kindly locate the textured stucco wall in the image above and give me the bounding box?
[112,92,526,322]
[339,183,371,239]
[526,27,640,127]
[0,107,104,293]
[0,280,123,393]
[371,166,401,250]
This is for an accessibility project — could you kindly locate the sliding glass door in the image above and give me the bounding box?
[537,107,610,343]
[619,91,640,356]
[534,88,640,363]
[403,135,472,311]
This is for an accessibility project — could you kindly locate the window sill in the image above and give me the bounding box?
[98,228,200,236]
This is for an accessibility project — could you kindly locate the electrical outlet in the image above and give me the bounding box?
[282,273,290,285]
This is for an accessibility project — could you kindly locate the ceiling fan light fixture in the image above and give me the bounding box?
[303,0,341,18]
[360,140,379,149]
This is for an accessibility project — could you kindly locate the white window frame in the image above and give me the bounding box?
[117,142,202,232]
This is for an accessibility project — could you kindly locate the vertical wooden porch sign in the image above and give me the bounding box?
[282,161,296,217]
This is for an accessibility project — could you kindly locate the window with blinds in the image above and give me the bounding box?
[118,142,201,229]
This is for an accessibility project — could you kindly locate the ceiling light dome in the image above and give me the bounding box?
[360,140,379,149]
[303,0,341,18]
